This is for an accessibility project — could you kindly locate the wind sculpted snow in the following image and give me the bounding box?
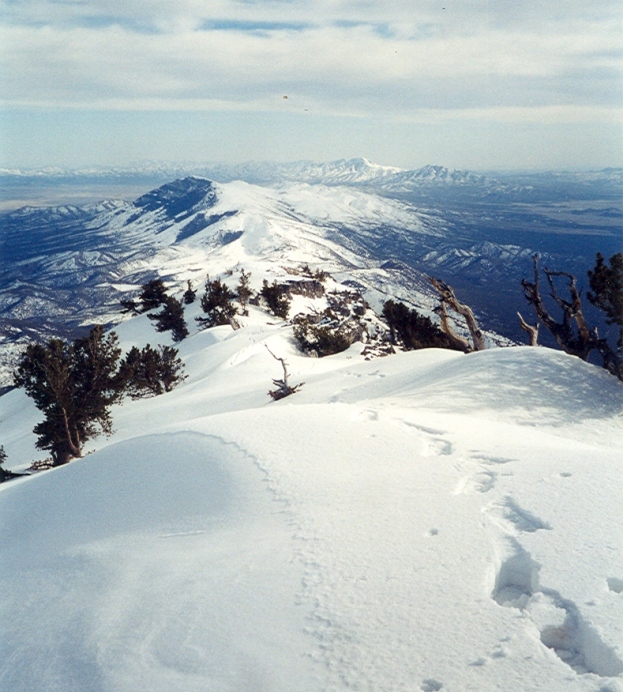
[1,293,622,692]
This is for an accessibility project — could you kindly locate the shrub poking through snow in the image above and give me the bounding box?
[261,280,291,319]
[293,291,371,358]
[196,276,237,328]
[293,318,353,357]
[118,344,186,398]
[382,299,465,352]
[148,296,189,342]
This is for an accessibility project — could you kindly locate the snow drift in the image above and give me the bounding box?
[1,295,622,691]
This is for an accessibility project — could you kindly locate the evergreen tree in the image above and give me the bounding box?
[0,445,6,483]
[293,319,352,357]
[139,278,168,312]
[237,269,252,316]
[14,326,124,466]
[148,296,189,342]
[118,344,186,398]
[120,297,139,314]
[183,280,197,305]
[588,252,623,348]
[261,280,291,319]
[196,277,237,328]
[382,300,464,351]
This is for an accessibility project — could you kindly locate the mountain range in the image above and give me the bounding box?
[1,159,621,385]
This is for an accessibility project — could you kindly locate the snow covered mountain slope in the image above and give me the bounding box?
[2,166,620,378]
[0,176,480,383]
[1,293,622,691]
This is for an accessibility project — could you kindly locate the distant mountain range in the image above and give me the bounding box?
[1,159,621,385]
[3,158,622,199]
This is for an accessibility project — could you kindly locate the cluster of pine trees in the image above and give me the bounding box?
[13,326,185,468]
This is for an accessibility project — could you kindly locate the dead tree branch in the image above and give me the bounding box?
[265,345,304,400]
[517,311,539,346]
[429,277,486,351]
[521,255,593,360]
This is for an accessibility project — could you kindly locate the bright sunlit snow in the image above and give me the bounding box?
[1,287,621,691]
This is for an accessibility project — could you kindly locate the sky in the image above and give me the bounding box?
[0,0,622,171]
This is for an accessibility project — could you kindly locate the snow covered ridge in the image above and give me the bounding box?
[1,280,622,690]
[4,174,517,385]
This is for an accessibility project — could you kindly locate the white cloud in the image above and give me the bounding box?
[2,12,621,116]
[1,0,621,168]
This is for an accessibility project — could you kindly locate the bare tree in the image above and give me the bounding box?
[429,277,486,352]
[265,346,303,400]
[521,254,622,380]
[521,255,594,359]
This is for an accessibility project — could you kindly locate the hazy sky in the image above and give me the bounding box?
[1,0,621,170]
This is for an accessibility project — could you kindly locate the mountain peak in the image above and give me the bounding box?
[133,177,217,218]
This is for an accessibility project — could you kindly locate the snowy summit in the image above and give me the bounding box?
[0,175,622,692]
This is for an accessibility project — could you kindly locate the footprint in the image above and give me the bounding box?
[473,471,496,493]
[454,470,496,495]
[471,453,515,465]
[527,590,623,677]
[485,497,552,534]
[402,421,447,436]
[489,540,623,677]
[420,680,443,691]
[607,577,623,594]
[491,537,540,608]
[398,421,452,457]
[422,438,452,457]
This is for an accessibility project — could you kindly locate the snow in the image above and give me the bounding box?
[1,286,622,691]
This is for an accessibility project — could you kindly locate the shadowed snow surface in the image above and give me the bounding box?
[1,310,622,691]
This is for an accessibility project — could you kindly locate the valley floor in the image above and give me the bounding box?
[1,311,622,691]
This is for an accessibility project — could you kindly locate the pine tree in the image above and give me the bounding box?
[139,278,168,312]
[120,297,139,314]
[14,326,124,466]
[382,300,464,351]
[237,269,252,316]
[261,280,290,319]
[196,277,237,328]
[183,280,197,305]
[148,296,189,342]
[588,252,623,348]
[118,344,186,398]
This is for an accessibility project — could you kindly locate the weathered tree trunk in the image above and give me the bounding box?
[521,255,593,360]
[429,277,486,351]
[517,312,539,346]
[434,302,472,352]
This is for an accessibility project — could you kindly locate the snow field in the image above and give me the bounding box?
[1,298,622,691]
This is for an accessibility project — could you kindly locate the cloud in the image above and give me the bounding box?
[1,0,621,169]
